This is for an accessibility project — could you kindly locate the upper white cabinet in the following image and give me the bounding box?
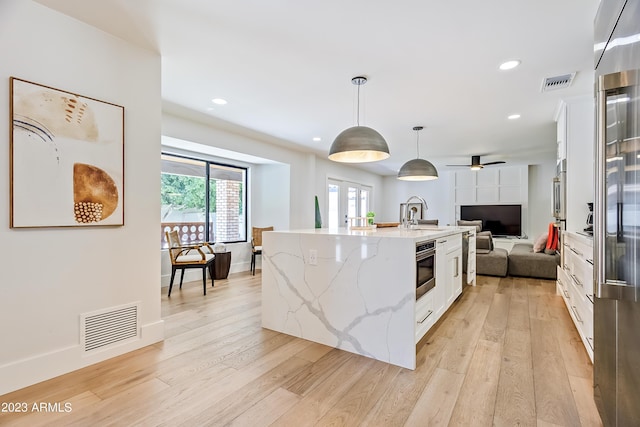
[556,97,595,232]
[453,165,528,204]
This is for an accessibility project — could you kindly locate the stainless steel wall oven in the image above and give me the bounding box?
[416,240,436,300]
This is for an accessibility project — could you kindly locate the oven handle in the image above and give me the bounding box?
[416,249,436,262]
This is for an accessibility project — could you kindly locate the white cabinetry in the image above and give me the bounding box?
[466,230,476,285]
[434,241,446,318]
[556,231,594,361]
[437,234,462,307]
[416,233,463,344]
[453,165,528,205]
[415,288,435,342]
[556,97,595,232]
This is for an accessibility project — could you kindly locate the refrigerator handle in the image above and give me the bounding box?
[594,69,639,300]
[595,78,606,298]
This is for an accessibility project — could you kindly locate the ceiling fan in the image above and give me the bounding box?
[447,155,505,170]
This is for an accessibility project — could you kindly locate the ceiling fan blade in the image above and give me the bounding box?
[481,161,506,166]
[445,164,472,167]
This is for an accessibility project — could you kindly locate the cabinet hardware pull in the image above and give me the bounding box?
[570,247,583,257]
[454,257,459,277]
[563,290,570,299]
[418,310,433,324]
[587,259,594,265]
[571,274,583,287]
[587,337,594,350]
[571,306,583,323]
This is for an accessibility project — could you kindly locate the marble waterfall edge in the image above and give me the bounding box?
[261,231,416,369]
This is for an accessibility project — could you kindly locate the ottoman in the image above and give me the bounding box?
[476,247,509,277]
[508,243,560,279]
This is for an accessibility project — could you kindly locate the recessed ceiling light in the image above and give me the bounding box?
[211,98,228,105]
[508,114,521,120]
[499,60,521,70]
[313,137,322,142]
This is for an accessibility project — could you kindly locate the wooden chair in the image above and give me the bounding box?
[165,230,215,296]
[251,226,273,275]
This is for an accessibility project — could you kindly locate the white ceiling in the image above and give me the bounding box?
[36,0,600,176]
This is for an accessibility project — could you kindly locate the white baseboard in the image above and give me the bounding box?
[0,320,164,396]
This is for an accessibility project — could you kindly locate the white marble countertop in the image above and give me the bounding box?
[269,225,472,242]
[262,224,473,370]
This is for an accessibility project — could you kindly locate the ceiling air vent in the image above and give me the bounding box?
[541,73,576,92]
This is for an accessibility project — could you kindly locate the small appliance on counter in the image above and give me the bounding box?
[584,202,593,235]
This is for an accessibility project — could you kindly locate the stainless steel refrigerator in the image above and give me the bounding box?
[594,0,640,425]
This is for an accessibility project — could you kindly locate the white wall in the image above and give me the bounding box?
[162,106,316,230]
[161,107,385,278]
[0,0,163,395]
[528,159,558,238]
[252,163,291,231]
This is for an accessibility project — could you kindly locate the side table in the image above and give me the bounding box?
[213,251,231,279]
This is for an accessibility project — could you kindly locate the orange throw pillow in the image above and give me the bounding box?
[545,223,558,252]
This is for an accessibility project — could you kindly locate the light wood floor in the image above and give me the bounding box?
[0,273,602,426]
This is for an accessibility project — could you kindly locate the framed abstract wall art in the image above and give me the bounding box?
[10,77,124,227]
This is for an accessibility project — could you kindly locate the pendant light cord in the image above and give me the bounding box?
[416,129,420,158]
[356,83,361,126]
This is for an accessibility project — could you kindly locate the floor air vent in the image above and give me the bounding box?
[541,73,576,92]
[81,303,140,353]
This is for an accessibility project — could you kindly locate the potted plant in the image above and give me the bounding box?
[366,211,375,225]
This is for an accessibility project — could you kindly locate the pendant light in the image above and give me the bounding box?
[397,126,438,181]
[328,76,390,163]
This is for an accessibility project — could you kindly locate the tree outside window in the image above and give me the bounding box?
[161,154,246,248]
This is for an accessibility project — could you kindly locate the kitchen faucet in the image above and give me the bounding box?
[402,195,428,228]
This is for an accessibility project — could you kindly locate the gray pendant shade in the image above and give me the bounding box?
[328,126,390,163]
[397,126,438,181]
[397,158,439,181]
[328,76,390,163]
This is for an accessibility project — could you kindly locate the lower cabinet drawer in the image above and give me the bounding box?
[445,235,462,253]
[415,291,435,343]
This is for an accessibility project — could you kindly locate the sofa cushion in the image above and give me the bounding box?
[457,220,482,233]
[533,233,547,253]
[476,247,508,277]
[476,232,494,254]
[508,243,559,279]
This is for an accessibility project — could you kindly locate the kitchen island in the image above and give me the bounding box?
[261,226,475,369]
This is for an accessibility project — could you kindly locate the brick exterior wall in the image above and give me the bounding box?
[216,180,241,241]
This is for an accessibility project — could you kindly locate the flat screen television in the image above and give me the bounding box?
[460,204,522,237]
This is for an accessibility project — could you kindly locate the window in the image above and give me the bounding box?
[161,153,247,248]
